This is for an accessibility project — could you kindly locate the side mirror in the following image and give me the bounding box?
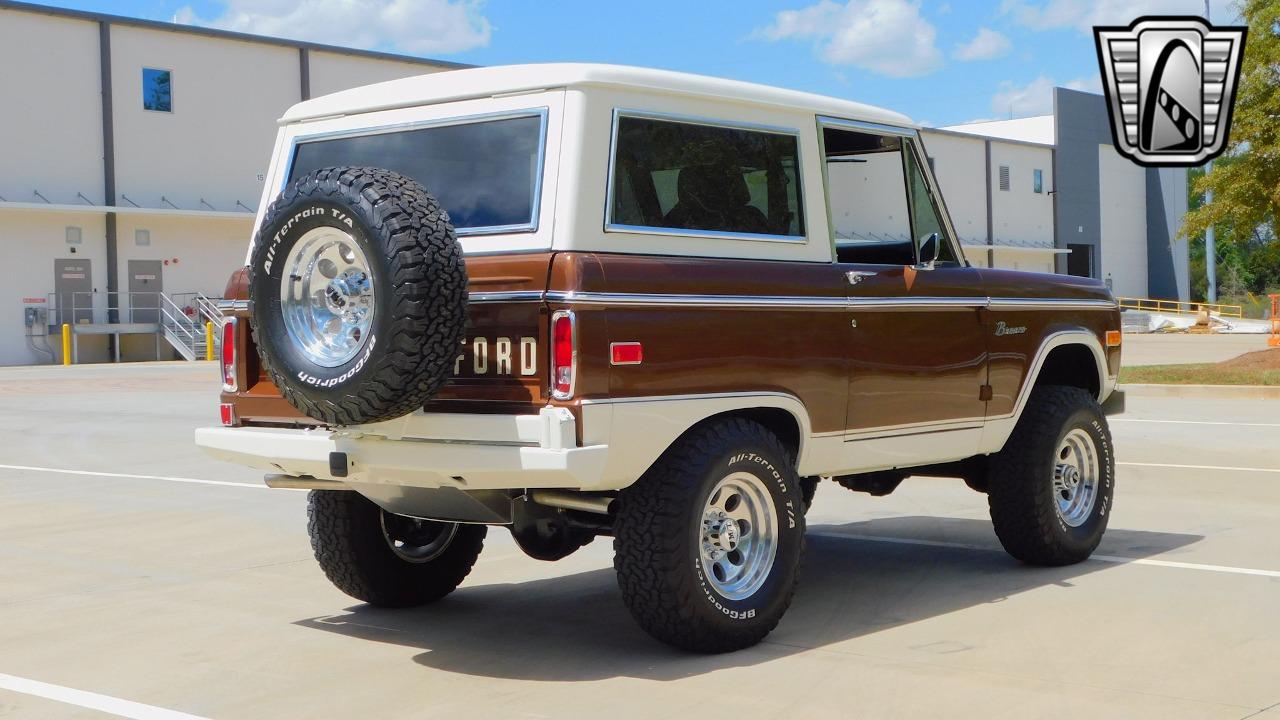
[917,232,939,270]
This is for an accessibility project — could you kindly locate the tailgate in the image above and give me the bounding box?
[225,252,553,423]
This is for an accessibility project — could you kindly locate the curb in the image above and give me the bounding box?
[1121,383,1280,400]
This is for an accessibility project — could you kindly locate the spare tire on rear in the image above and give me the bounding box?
[249,166,467,426]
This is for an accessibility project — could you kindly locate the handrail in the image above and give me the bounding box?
[1116,296,1244,318]
[45,290,170,325]
[159,292,198,342]
[192,292,224,325]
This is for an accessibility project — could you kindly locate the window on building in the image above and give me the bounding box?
[1033,168,1044,194]
[998,165,1011,191]
[289,112,545,233]
[608,115,804,238]
[142,68,172,112]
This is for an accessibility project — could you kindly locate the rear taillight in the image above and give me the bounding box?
[221,318,238,392]
[550,310,576,399]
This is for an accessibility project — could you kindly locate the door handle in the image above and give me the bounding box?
[846,270,877,286]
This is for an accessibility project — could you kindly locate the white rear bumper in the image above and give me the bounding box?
[194,407,610,491]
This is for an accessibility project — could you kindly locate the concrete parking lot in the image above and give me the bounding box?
[1,362,1278,719]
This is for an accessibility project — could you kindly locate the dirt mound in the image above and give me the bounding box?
[1216,348,1280,372]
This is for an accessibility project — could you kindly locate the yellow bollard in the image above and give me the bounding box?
[205,321,216,361]
[61,324,72,365]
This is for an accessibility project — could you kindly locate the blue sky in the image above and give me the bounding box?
[40,0,1238,127]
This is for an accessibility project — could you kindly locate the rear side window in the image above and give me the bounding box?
[608,115,804,239]
[287,112,545,234]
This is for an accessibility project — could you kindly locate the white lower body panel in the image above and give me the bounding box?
[195,406,610,491]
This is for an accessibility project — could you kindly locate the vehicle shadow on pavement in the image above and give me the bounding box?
[294,516,1200,681]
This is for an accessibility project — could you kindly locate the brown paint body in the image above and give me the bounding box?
[221,253,1120,439]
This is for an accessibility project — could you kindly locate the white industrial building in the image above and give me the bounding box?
[922,94,1189,300]
[0,1,1188,367]
[0,0,461,366]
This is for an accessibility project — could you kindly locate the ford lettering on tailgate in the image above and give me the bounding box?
[454,336,538,377]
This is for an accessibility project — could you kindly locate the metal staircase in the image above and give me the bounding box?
[159,292,224,361]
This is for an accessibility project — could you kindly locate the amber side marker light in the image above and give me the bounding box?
[1106,330,1123,347]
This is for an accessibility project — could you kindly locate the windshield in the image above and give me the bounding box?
[287,112,545,234]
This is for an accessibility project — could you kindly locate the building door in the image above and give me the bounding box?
[1067,244,1093,278]
[128,260,164,324]
[53,259,92,326]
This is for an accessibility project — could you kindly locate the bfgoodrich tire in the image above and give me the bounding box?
[249,166,467,426]
[308,490,486,607]
[987,385,1115,566]
[613,418,806,653]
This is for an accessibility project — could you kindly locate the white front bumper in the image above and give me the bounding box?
[194,407,610,491]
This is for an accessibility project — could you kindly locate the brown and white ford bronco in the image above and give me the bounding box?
[197,64,1124,653]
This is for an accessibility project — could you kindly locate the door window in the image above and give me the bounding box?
[821,127,914,265]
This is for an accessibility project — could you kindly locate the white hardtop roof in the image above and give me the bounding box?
[280,63,915,128]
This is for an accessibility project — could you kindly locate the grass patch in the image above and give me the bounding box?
[1120,364,1280,385]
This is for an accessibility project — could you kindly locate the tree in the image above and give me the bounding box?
[1181,0,1280,248]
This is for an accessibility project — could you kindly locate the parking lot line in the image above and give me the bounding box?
[0,672,209,720]
[1112,418,1280,428]
[813,532,1280,579]
[0,463,297,490]
[1117,461,1280,474]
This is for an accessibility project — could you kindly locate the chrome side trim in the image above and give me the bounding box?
[848,297,986,309]
[989,297,1120,310]
[470,289,1117,311]
[842,417,986,440]
[546,291,848,309]
[580,390,806,406]
[467,290,546,303]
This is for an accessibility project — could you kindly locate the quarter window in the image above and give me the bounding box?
[608,115,804,238]
[142,68,172,112]
[904,144,958,265]
[287,113,545,233]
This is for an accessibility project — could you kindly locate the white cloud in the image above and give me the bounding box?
[755,0,943,78]
[990,74,1101,117]
[999,0,1238,33]
[953,27,1012,61]
[175,0,491,55]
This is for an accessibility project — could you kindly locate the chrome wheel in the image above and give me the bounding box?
[379,511,459,563]
[699,472,778,601]
[1053,428,1099,527]
[280,227,375,367]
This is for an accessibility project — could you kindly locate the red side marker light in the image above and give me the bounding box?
[219,402,237,427]
[610,342,643,365]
